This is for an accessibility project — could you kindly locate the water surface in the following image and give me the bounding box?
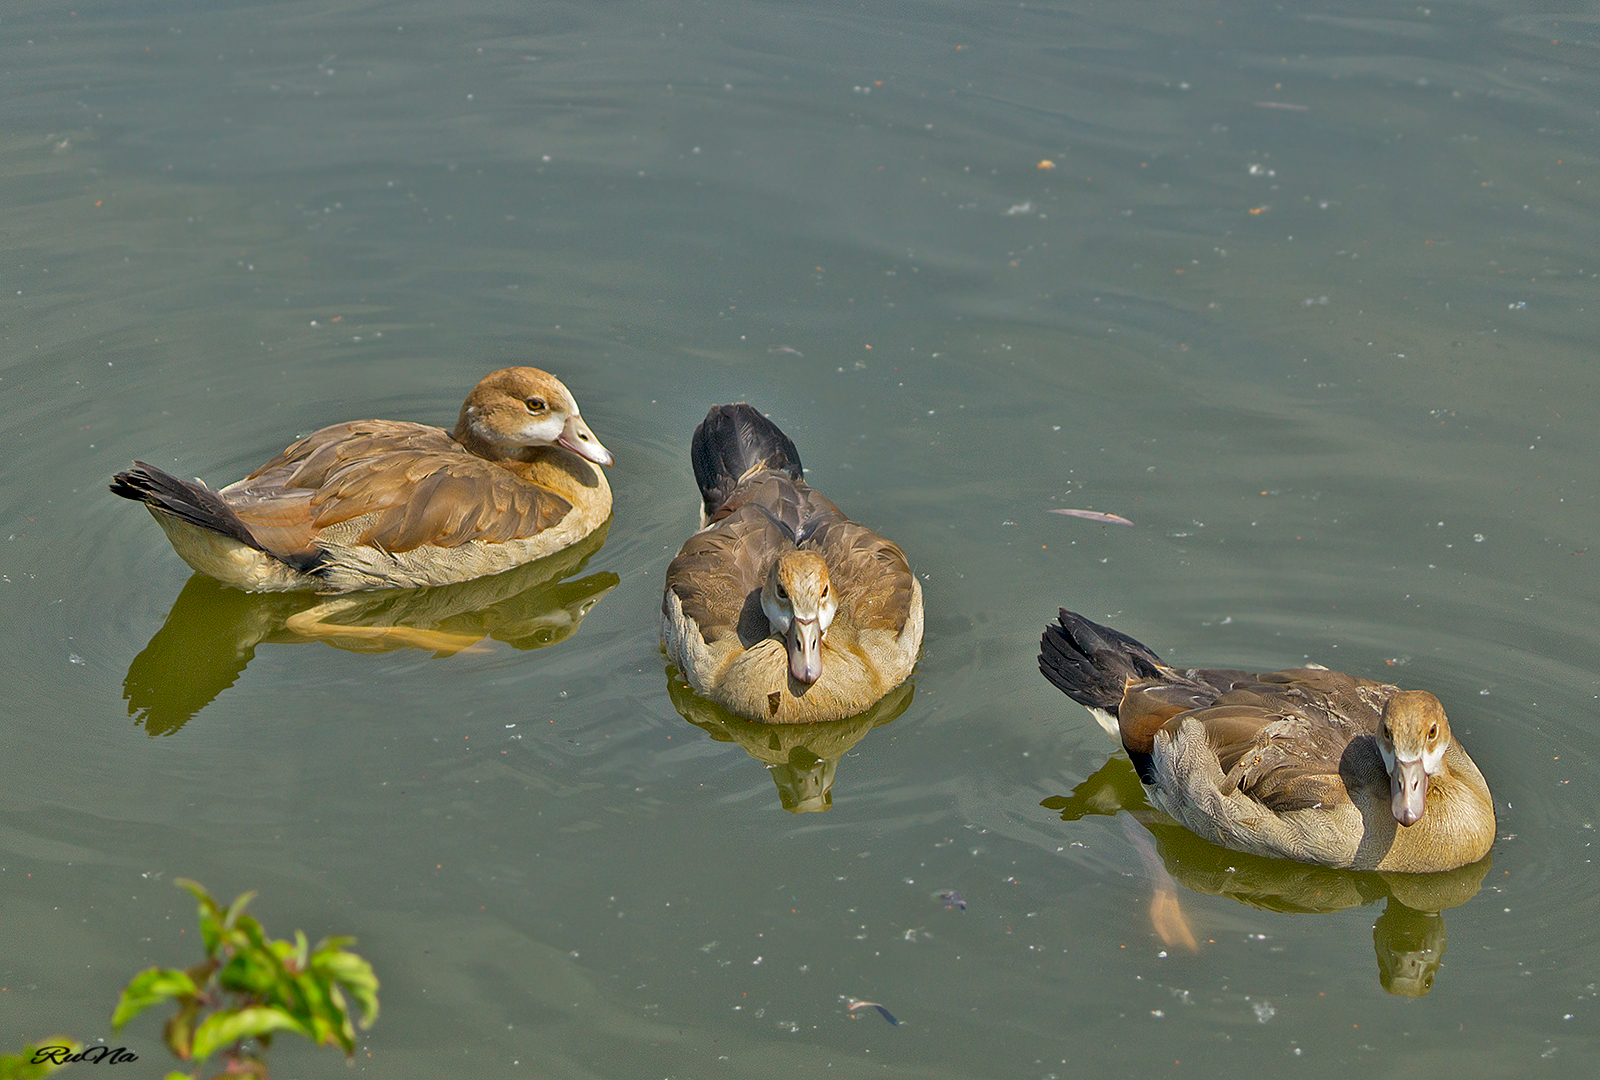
[3,1,1598,1076]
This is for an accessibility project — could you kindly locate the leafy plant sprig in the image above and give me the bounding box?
[112,879,378,1080]
[0,1037,82,1080]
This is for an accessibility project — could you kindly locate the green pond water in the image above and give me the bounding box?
[3,1,1597,1076]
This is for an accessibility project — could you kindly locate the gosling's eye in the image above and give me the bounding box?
[1382,724,1391,740]
[1428,724,1438,740]
[775,584,788,600]
[524,397,546,412]
[820,584,829,598]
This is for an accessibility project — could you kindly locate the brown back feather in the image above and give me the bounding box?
[227,420,572,553]
[1129,668,1398,814]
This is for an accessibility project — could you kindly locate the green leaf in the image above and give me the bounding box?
[297,980,355,1054]
[190,1008,309,1061]
[163,1072,197,1080]
[326,986,359,1052]
[233,913,268,956]
[220,890,258,932]
[112,967,199,1031]
[174,880,225,956]
[172,879,215,910]
[0,1037,81,1080]
[182,958,219,993]
[312,948,380,1028]
[218,951,282,999]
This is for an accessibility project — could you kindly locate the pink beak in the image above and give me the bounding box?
[559,414,613,466]
[787,618,822,684]
[1390,758,1428,826]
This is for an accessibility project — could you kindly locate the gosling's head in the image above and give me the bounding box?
[760,550,836,684]
[454,367,613,466]
[1376,690,1452,826]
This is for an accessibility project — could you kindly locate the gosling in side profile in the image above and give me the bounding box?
[1039,609,1494,872]
[111,367,612,593]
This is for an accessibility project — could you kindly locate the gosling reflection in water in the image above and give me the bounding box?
[665,670,913,812]
[124,524,617,736]
[1043,756,1490,996]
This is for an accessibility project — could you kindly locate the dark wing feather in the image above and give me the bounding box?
[690,404,804,518]
[1038,609,1176,715]
[111,461,268,553]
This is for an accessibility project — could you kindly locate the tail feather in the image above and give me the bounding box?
[1038,608,1168,715]
[110,461,266,554]
[689,404,803,518]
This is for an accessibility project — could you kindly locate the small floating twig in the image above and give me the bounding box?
[1048,508,1134,526]
[845,998,901,1025]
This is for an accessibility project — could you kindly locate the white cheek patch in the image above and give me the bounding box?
[818,594,837,634]
[1422,739,1448,776]
[517,413,567,445]
[476,412,564,447]
[761,591,791,634]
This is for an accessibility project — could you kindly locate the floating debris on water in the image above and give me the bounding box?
[844,997,901,1026]
[936,889,967,910]
[1049,508,1133,526]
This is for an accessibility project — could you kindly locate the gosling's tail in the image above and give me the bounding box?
[689,403,804,519]
[111,462,266,554]
[1038,608,1170,717]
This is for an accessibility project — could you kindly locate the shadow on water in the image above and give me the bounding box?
[665,669,914,813]
[1043,756,1491,997]
[123,523,618,736]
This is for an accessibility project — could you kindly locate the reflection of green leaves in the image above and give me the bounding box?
[0,1038,81,1079]
[115,880,379,1080]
